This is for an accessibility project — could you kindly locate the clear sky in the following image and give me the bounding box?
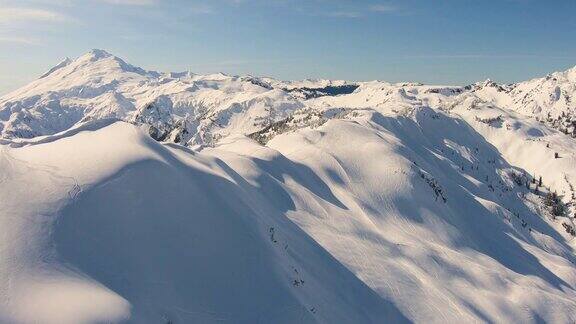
[0,0,575,94]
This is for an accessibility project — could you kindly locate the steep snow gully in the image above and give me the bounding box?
[1,50,576,323]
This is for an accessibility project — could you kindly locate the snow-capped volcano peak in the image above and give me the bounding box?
[75,49,129,66]
[68,49,156,77]
[84,48,113,59]
[37,49,113,80]
[0,50,305,143]
[37,49,157,84]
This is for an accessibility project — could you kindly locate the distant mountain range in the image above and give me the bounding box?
[1,49,575,145]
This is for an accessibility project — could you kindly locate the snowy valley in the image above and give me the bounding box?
[1,50,576,323]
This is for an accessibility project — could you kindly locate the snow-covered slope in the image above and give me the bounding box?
[1,51,576,323]
[263,108,576,323]
[472,67,576,136]
[0,122,407,324]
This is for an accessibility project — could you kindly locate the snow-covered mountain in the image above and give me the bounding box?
[1,50,576,323]
[2,49,575,145]
[0,49,303,147]
[472,67,576,136]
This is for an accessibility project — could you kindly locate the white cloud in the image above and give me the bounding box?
[318,3,399,19]
[0,7,70,23]
[98,0,158,5]
[0,36,39,45]
[370,4,397,13]
[326,11,362,18]
[187,4,213,14]
[404,54,576,60]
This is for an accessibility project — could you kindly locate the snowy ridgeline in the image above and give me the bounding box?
[1,49,576,146]
[0,51,576,323]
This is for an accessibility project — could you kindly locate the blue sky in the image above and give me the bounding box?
[0,0,575,94]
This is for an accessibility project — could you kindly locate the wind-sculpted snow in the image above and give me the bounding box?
[1,50,576,323]
[264,108,576,322]
[1,115,575,322]
[0,123,408,323]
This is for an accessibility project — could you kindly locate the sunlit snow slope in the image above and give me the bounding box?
[0,122,407,323]
[1,50,576,323]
